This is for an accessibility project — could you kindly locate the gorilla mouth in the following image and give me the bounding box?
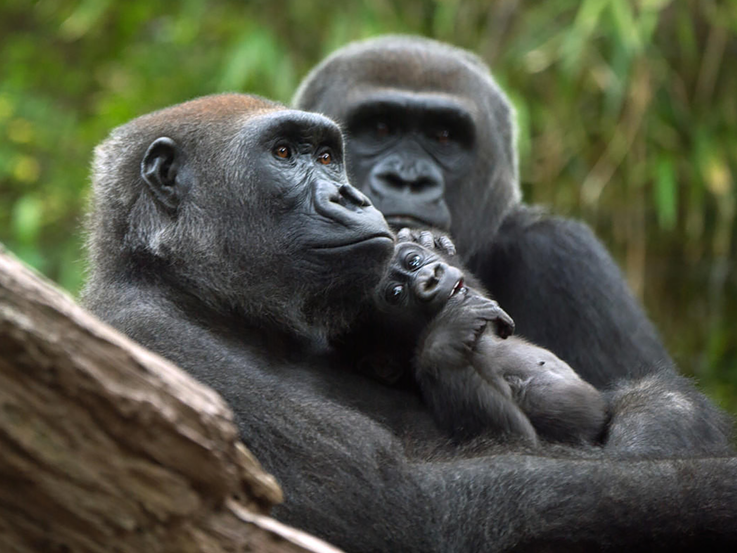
[385,215,433,230]
[315,233,394,250]
[450,278,466,298]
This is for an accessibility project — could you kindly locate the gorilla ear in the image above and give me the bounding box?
[141,137,186,211]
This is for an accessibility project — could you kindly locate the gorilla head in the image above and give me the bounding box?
[84,94,394,338]
[293,35,520,257]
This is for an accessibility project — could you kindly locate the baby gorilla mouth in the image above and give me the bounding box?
[450,278,466,298]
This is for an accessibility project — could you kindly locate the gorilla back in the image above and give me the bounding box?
[83,94,737,552]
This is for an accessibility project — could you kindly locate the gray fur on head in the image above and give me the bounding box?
[83,94,327,338]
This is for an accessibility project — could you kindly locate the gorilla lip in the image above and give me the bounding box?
[385,215,434,230]
[450,278,466,298]
[314,233,394,250]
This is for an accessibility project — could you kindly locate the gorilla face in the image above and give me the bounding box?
[343,93,476,232]
[376,242,466,327]
[294,36,521,256]
[374,242,515,340]
[88,94,394,336]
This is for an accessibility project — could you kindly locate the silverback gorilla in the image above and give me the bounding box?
[337,241,608,446]
[293,35,733,455]
[83,94,737,552]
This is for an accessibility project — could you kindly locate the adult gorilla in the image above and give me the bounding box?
[293,36,732,454]
[82,94,737,552]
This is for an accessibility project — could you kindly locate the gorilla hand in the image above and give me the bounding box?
[397,227,457,257]
[435,293,515,357]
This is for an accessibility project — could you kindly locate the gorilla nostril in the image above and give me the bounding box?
[411,176,434,191]
[380,173,405,190]
[328,190,346,207]
[328,183,372,211]
[423,276,439,291]
[339,183,371,208]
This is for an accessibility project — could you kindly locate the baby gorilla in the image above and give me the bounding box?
[342,241,608,446]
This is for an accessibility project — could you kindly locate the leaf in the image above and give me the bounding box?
[653,157,677,230]
[12,195,42,245]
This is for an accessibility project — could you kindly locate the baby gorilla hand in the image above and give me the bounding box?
[397,227,457,257]
[446,294,515,354]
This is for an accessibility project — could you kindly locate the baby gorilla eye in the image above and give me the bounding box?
[405,252,423,270]
[386,284,405,304]
[375,121,390,138]
[435,128,450,144]
[274,144,291,159]
[318,151,332,165]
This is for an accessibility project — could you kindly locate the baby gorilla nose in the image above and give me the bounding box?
[412,262,464,310]
[414,262,442,299]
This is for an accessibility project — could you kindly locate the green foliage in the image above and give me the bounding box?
[1,0,735,410]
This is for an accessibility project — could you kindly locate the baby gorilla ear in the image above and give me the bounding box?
[141,137,188,211]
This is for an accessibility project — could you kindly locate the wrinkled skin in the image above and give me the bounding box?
[82,93,737,553]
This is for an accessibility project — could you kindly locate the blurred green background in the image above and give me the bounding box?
[1,0,735,411]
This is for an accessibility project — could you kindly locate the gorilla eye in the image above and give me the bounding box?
[406,253,423,270]
[435,129,450,144]
[274,144,291,159]
[318,151,332,165]
[375,121,390,138]
[386,284,405,304]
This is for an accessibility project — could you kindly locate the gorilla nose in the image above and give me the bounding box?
[374,171,443,198]
[370,158,444,200]
[413,262,462,302]
[313,179,390,235]
[315,180,371,214]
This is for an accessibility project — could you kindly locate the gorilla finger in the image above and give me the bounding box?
[437,235,457,256]
[477,299,513,323]
[397,227,413,243]
[419,230,435,249]
[494,313,516,340]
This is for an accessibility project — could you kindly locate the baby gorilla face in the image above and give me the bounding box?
[377,243,467,323]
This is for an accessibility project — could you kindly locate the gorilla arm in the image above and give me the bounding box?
[116,300,737,553]
[474,205,733,454]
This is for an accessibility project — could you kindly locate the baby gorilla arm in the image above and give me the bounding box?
[414,293,539,444]
[416,290,607,445]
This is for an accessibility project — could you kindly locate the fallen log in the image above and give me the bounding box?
[0,246,342,553]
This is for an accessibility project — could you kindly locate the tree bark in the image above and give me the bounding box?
[0,246,342,553]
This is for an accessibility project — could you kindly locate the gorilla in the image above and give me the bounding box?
[338,240,608,446]
[84,94,393,340]
[82,94,737,552]
[294,35,733,455]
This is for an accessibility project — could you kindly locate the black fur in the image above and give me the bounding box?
[339,242,608,446]
[294,35,733,456]
[82,93,737,552]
